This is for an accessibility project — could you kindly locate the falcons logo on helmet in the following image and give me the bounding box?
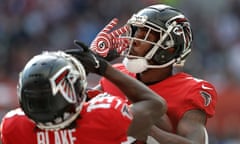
[50,66,78,103]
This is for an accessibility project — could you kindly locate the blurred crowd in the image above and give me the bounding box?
[0,0,240,143]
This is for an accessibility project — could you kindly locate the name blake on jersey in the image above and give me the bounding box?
[37,129,76,144]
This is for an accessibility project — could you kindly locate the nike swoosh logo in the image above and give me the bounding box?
[201,84,213,90]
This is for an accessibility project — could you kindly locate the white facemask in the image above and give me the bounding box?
[122,57,148,73]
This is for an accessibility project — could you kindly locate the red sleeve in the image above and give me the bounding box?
[183,81,217,118]
[84,94,133,142]
[1,108,23,143]
[1,108,36,144]
[99,63,135,104]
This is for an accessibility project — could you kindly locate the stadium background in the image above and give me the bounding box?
[0,0,240,143]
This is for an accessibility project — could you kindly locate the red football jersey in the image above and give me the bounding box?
[100,63,217,132]
[1,94,133,144]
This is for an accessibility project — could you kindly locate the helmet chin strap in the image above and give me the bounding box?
[146,58,177,69]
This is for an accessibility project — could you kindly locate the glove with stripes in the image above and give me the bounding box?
[90,18,129,58]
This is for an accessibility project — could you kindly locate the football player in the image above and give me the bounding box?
[0,48,166,143]
[89,4,218,144]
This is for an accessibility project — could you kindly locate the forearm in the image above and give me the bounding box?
[150,126,193,144]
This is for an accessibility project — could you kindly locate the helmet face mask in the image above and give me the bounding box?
[123,4,193,70]
[18,51,87,130]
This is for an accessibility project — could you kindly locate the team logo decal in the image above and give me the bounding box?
[50,66,77,103]
[200,91,212,107]
[122,104,133,120]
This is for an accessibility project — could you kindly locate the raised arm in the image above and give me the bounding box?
[65,40,167,140]
[150,110,208,144]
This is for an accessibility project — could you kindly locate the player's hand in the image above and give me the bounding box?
[65,40,108,75]
[90,18,129,58]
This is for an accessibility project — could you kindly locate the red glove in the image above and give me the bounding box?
[90,18,129,57]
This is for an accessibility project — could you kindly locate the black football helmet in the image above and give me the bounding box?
[18,51,87,130]
[124,4,193,68]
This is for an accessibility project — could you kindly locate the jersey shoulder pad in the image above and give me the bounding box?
[1,108,33,135]
[186,77,217,117]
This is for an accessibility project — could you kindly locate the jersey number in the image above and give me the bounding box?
[87,94,122,112]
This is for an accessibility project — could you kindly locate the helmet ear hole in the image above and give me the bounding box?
[152,48,178,65]
[152,49,170,65]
